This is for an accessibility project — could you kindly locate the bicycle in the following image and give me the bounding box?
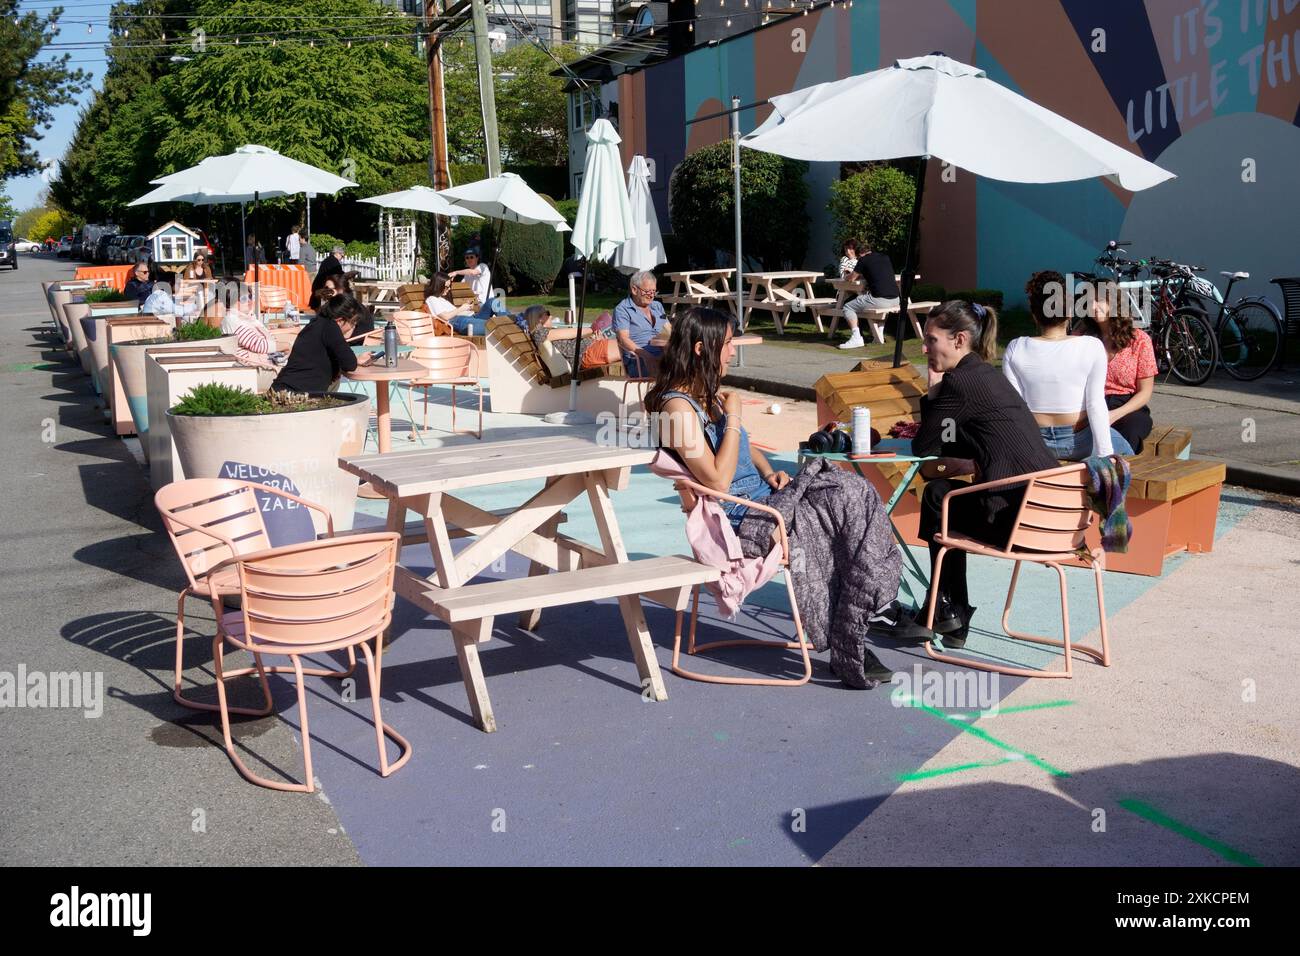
[1144,259,1219,386]
[1079,242,1218,386]
[1175,268,1284,381]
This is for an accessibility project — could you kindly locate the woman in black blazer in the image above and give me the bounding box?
[877,300,1057,647]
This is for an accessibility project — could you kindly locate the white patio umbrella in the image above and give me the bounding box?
[359,185,480,219]
[129,145,357,311]
[439,172,570,230]
[547,119,635,424]
[360,186,481,280]
[742,54,1176,363]
[612,155,667,275]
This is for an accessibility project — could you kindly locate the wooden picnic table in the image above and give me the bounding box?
[338,436,718,732]
[663,268,735,311]
[733,271,837,334]
[811,275,939,341]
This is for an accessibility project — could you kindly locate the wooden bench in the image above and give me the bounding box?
[1137,423,1192,459]
[484,313,627,415]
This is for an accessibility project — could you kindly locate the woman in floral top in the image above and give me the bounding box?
[1076,280,1158,454]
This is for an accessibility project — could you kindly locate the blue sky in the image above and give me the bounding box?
[5,1,115,213]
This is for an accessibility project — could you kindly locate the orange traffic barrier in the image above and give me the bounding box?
[244,264,311,310]
[75,264,134,291]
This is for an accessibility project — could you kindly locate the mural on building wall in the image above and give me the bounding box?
[615,0,1300,304]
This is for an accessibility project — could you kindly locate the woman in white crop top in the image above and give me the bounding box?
[1002,271,1133,460]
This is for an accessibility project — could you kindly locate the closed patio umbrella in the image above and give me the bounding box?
[612,155,667,275]
[742,54,1176,364]
[546,119,635,424]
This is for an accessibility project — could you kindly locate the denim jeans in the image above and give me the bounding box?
[1039,424,1135,460]
[451,313,489,336]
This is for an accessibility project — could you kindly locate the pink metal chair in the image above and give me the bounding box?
[408,335,483,439]
[155,479,354,716]
[924,462,1112,678]
[207,533,411,792]
[666,475,813,686]
[621,350,655,409]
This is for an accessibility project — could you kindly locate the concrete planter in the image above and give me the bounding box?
[113,336,236,451]
[63,302,92,374]
[48,289,73,345]
[81,307,167,400]
[146,352,258,487]
[105,318,174,435]
[168,392,369,534]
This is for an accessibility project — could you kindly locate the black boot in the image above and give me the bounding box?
[938,603,977,649]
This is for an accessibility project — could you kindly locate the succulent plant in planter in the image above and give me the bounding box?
[84,288,132,304]
[166,383,369,534]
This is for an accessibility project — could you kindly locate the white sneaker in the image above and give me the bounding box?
[838,333,865,349]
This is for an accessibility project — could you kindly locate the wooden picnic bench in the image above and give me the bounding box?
[339,436,719,732]
[662,268,735,312]
[733,271,837,334]
[810,275,939,342]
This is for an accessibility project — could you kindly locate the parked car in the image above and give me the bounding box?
[14,238,42,253]
[0,225,16,270]
[56,236,74,257]
[124,235,150,263]
[109,235,138,264]
[97,235,122,264]
[70,235,85,259]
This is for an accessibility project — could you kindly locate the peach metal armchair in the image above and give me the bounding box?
[621,350,655,409]
[206,533,411,792]
[924,462,1112,678]
[408,335,483,439]
[668,475,812,686]
[155,479,355,716]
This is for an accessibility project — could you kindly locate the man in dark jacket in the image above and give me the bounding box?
[311,243,347,296]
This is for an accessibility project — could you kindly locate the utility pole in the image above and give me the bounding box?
[425,0,452,271]
[470,0,502,177]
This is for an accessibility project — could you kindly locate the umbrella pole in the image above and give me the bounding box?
[254,191,261,323]
[543,261,596,425]
[893,155,928,368]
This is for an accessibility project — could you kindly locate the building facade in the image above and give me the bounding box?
[566,0,1300,306]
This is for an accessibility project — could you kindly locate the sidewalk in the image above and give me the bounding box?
[728,340,1300,477]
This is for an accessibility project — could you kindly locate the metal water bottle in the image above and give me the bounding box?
[852,406,872,455]
[383,322,398,368]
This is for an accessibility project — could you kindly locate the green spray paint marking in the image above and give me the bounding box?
[950,699,1076,721]
[898,695,1070,777]
[1118,799,1261,867]
[897,756,1017,782]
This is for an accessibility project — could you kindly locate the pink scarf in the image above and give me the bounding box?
[649,450,784,619]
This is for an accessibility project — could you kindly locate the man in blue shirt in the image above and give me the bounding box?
[611,270,666,376]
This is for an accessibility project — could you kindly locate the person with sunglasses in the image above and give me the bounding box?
[612,270,666,377]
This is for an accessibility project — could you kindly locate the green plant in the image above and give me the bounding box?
[912,282,946,302]
[174,320,224,341]
[483,196,564,294]
[171,382,345,416]
[171,382,264,416]
[946,288,1005,310]
[828,165,916,265]
[84,288,131,303]
[669,142,809,269]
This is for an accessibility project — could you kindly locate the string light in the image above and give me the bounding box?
[725,17,732,25]
[688,22,694,31]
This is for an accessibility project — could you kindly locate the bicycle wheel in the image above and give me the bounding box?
[1217,301,1283,380]
[1162,309,1218,385]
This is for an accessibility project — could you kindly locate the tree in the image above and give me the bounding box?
[668,142,809,269]
[54,0,428,226]
[0,1,88,178]
[0,190,15,221]
[156,0,427,197]
[827,164,916,264]
[494,42,577,168]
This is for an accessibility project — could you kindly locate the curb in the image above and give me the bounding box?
[727,374,1300,500]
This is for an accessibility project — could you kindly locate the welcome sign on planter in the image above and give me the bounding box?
[219,462,317,547]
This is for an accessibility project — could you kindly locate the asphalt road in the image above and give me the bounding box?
[0,254,358,865]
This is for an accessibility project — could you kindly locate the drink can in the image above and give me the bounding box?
[852,406,872,455]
